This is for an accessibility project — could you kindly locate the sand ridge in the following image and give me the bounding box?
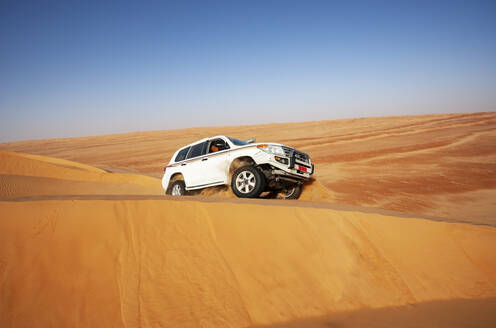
[0,150,163,199]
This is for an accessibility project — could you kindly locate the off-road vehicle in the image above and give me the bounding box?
[162,136,313,199]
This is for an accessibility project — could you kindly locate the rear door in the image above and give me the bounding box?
[182,141,208,188]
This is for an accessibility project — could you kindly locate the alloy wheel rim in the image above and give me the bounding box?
[171,184,182,196]
[235,171,256,194]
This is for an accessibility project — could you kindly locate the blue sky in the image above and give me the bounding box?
[1,0,495,142]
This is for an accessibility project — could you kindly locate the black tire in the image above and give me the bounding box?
[231,166,265,198]
[167,180,187,196]
[281,184,302,200]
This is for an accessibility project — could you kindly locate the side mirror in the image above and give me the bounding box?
[245,138,256,144]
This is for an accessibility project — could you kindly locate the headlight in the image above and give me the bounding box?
[257,144,285,156]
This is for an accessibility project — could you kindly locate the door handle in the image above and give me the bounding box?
[202,158,208,161]
[181,163,187,166]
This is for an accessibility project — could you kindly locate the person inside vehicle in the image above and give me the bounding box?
[210,139,228,153]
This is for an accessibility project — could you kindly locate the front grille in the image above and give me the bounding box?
[282,146,310,164]
[294,151,309,163]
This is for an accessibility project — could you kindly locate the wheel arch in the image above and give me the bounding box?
[229,156,256,176]
[166,172,185,192]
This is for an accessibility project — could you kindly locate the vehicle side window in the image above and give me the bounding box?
[175,147,191,162]
[208,138,230,153]
[186,141,207,159]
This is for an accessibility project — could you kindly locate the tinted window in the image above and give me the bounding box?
[175,147,190,162]
[228,137,248,146]
[209,138,230,153]
[186,141,207,159]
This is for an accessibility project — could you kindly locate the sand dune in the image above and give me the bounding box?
[1,112,495,223]
[1,198,496,327]
[0,150,163,199]
[1,148,496,327]
[252,298,496,328]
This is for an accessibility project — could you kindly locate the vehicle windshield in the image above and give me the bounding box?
[228,137,249,146]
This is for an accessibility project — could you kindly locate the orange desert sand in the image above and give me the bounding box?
[1,112,496,327]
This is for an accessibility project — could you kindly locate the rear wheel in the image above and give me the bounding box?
[231,166,265,198]
[167,180,187,196]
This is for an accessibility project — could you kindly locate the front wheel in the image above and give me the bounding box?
[167,180,187,196]
[231,166,265,198]
[280,184,302,200]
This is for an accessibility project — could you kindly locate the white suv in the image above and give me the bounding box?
[162,136,314,199]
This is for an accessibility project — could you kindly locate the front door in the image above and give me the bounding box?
[200,138,230,185]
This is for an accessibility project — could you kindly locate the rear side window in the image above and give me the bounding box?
[175,147,190,162]
[186,141,207,159]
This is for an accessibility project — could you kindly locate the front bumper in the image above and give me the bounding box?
[253,146,313,179]
[270,168,311,184]
[266,155,313,179]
